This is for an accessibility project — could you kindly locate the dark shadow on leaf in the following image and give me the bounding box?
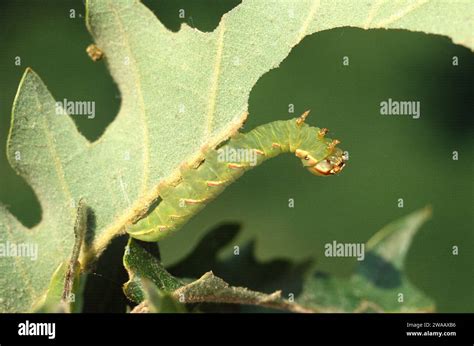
[168,223,240,276]
[169,223,312,297]
[82,235,129,313]
[135,238,161,261]
[357,252,402,288]
[312,271,330,280]
[83,206,96,251]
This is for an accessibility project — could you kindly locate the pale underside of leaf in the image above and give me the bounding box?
[172,271,313,313]
[132,273,314,313]
[1,0,471,312]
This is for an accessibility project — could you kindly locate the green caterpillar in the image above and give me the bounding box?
[127,111,347,242]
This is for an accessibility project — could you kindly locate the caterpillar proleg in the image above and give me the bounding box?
[127,111,347,242]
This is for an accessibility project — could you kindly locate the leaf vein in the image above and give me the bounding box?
[205,18,226,136]
[375,0,430,27]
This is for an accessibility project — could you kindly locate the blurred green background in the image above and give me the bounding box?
[0,0,472,312]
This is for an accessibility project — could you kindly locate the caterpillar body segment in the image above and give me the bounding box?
[127,112,346,241]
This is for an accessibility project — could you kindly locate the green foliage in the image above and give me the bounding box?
[1,0,471,312]
[298,208,434,312]
[124,238,309,312]
[33,260,86,313]
[141,279,186,313]
[123,238,183,304]
[123,208,433,313]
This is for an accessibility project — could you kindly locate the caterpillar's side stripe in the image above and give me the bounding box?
[127,111,347,242]
[206,180,226,187]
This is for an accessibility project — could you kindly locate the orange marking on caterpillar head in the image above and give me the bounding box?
[308,160,332,176]
[307,155,346,176]
[295,149,318,166]
[272,143,282,148]
[254,149,265,156]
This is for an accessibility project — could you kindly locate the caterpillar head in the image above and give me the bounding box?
[295,142,347,176]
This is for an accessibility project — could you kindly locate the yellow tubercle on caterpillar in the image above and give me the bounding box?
[318,128,329,139]
[296,109,311,126]
[327,139,341,151]
[86,44,104,62]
